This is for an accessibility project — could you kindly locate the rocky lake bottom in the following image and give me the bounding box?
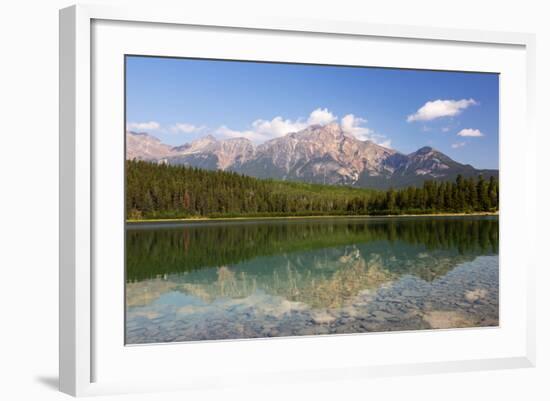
[125,217,499,344]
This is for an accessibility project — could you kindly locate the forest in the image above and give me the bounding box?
[126,160,499,220]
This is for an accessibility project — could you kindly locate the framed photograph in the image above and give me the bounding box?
[59,4,536,396]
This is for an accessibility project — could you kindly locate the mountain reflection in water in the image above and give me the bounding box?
[126,216,499,344]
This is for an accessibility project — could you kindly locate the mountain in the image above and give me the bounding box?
[168,135,255,170]
[126,123,498,189]
[237,123,399,185]
[126,131,173,161]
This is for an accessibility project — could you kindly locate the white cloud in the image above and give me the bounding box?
[340,113,391,147]
[451,142,466,149]
[207,108,391,147]
[214,125,267,142]
[457,128,484,137]
[127,121,161,131]
[171,123,205,134]
[216,116,305,143]
[216,108,339,143]
[341,114,372,140]
[407,98,478,122]
[307,108,337,125]
[251,116,307,138]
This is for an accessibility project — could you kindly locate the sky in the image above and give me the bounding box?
[126,56,499,169]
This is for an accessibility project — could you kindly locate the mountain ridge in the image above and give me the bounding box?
[126,122,498,189]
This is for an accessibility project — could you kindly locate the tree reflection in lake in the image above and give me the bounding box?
[126,216,498,344]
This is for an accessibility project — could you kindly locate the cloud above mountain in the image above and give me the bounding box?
[214,108,388,145]
[171,123,206,134]
[340,114,391,147]
[341,114,371,139]
[217,108,336,142]
[214,125,266,142]
[407,99,478,122]
[127,121,161,131]
[307,108,337,125]
[250,116,307,140]
[127,108,391,146]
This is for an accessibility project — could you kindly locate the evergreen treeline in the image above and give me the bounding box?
[367,174,498,215]
[126,160,498,219]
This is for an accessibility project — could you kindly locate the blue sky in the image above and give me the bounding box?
[126,56,499,169]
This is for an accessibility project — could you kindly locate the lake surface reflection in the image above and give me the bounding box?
[125,216,498,344]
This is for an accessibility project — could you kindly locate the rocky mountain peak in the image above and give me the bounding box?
[126,124,497,189]
[191,134,217,146]
[414,146,435,155]
[223,137,253,145]
[126,131,173,161]
[324,121,344,133]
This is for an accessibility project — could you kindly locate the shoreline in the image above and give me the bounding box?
[126,211,499,225]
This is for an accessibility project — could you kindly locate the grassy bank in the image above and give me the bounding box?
[126,211,499,224]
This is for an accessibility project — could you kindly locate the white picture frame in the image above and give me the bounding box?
[59,3,536,397]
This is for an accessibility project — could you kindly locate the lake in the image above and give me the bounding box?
[125,216,499,344]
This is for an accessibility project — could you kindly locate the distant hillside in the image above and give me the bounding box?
[126,122,498,189]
